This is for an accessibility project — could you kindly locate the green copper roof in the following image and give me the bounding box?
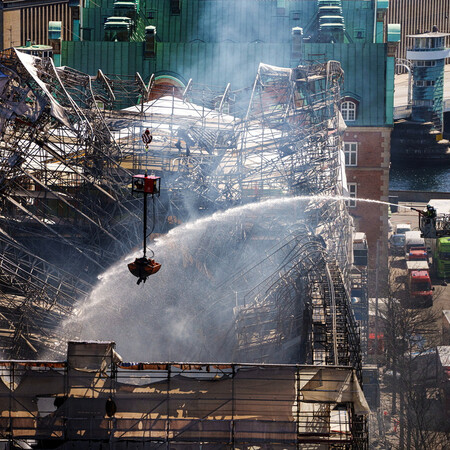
[155,74,184,86]
[18,44,53,50]
[376,0,389,10]
[104,21,130,28]
[62,0,392,126]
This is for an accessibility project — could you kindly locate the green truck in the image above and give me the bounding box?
[421,200,450,279]
[430,236,450,278]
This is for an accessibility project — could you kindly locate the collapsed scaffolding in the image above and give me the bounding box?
[1,50,353,362]
[0,49,368,446]
[117,62,359,374]
[0,48,144,358]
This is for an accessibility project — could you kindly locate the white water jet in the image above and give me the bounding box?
[64,194,397,361]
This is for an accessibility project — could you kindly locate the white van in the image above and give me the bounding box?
[395,223,411,235]
[404,230,425,256]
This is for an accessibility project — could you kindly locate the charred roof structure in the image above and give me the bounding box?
[0,50,368,446]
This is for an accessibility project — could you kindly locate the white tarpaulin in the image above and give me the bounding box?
[15,50,71,128]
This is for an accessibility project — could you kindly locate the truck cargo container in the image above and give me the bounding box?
[353,232,368,266]
[406,260,429,272]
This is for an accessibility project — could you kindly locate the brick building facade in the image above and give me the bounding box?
[0,0,76,51]
[344,127,391,272]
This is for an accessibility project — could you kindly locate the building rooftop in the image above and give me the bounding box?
[15,44,52,50]
[407,32,450,38]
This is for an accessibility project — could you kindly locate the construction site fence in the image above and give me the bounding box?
[0,359,368,448]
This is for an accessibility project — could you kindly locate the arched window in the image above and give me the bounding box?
[341,101,357,121]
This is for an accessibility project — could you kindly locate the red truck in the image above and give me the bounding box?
[406,261,433,307]
[408,246,428,261]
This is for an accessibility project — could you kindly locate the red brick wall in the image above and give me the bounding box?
[344,128,391,292]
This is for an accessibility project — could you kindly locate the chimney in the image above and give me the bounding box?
[291,27,303,59]
[144,26,156,58]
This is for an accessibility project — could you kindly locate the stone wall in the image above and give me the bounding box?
[389,190,450,202]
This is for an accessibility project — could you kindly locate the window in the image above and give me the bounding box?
[144,26,156,58]
[413,99,433,107]
[170,0,181,14]
[415,60,436,67]
[83,28,91,40]
[344,142,358,166]
[415,80,435,87]
[346,183,357,208]
[415,38,432,49]
[341,101,356,121]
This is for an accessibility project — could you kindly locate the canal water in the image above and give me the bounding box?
[389,163,450,193]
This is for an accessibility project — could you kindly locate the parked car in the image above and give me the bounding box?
[389,234,405,255]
